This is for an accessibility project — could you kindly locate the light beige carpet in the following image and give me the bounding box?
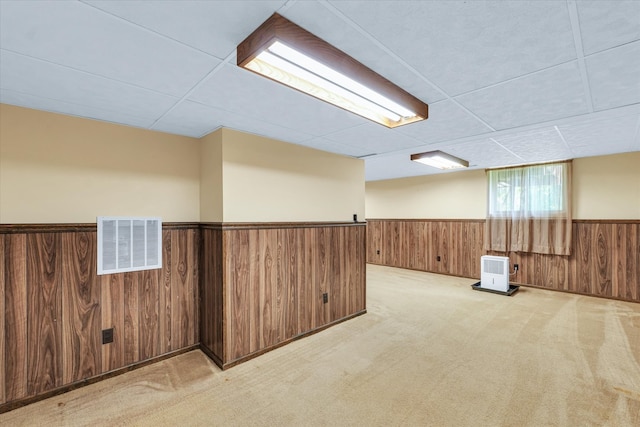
[2,264,639,426]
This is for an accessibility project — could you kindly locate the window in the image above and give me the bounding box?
[97,216,162,275]
[488,162,570,218]
[485,161,572,255]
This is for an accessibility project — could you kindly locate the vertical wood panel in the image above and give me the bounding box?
[278,228,298,341]
[62,232,100,384]
[4,234,27,401]
[139,269,159,360]
[200,227,223,360]
[27,233,62,396]
[573,222,591,295]
[0,236,4,404]
[329,227,342,322]
[345,227,356,316]
[123,273,139,366]
[367,221,382,264]
[260,229,278,349]
[315,227,330,328]
[170,230,196,351]
[158,230,172,354]
[227,229,250,361]
[355,225,366,312]
[247,229,261,354]
[593,224,612,297]
[101,274,124,372]
[623,224,639,301]
[297,228,312,335]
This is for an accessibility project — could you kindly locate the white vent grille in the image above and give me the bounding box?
[97,217,162,275]
[483,258,506,275]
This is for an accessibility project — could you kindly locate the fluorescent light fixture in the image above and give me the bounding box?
[411,151,469,170]
[237,14,428,128]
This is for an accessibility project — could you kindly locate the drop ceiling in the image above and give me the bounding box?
[1,0,638,181]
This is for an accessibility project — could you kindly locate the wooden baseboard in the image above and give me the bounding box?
[202,310,368,370]
[0,345,199,414]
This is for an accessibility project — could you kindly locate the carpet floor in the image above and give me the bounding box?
[2,264,639,426]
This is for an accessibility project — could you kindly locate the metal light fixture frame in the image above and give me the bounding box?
[237,13,428,128]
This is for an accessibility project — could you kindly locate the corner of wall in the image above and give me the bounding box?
[199,129,224,222]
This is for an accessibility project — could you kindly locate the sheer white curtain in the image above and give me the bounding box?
[484,161,572,255]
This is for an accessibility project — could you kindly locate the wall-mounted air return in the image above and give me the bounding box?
[97,216,162,275]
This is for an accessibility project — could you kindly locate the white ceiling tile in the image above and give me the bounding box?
[188,64,366,136]
[586,41,640,112]
[444,139,523,169]
[558,113,640,157]
[150,101,225,137]
[85,0,286,59]
[0,50,178,119]
[493,128,573,162]
[456,62,590,130]
[0,89,156,129]
[577,0,640,55]
[282,1,444,104]
[297,137,371,158]
[330,0,576,95]
[364,153,451,181]
[322,123,423,155]
[395,100,492,144]
[0,1,220,97]
[152,100,314,142]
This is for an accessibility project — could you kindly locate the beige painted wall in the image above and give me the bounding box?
[365,169,487,219]
[200,129,223,222]
[0,104,201,223]
[573,152,640,219]
[221,128,365,222]
[366,152,640,220]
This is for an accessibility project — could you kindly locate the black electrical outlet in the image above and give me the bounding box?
[353,214,358,222]
[323,293,328,304]
[514,264,519,271]
[437,255,441,262]
[376,249,380,255]
[102,328,114,344]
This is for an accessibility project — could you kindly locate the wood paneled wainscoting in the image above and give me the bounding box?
[0,223,200,412]
[366,219,640,304]
[200,222,367,369]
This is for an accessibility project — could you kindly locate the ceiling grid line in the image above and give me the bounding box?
[0,47,181,99]
[554,125,575,157]
[78,0,221,59]
[566,0,595,113]
[149,51,236,132]
[489,138,525,161]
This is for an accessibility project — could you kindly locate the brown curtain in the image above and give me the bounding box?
[484,161,572,256]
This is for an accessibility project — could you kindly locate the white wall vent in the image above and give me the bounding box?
[97,216,162,275]
[480,255,509,292]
